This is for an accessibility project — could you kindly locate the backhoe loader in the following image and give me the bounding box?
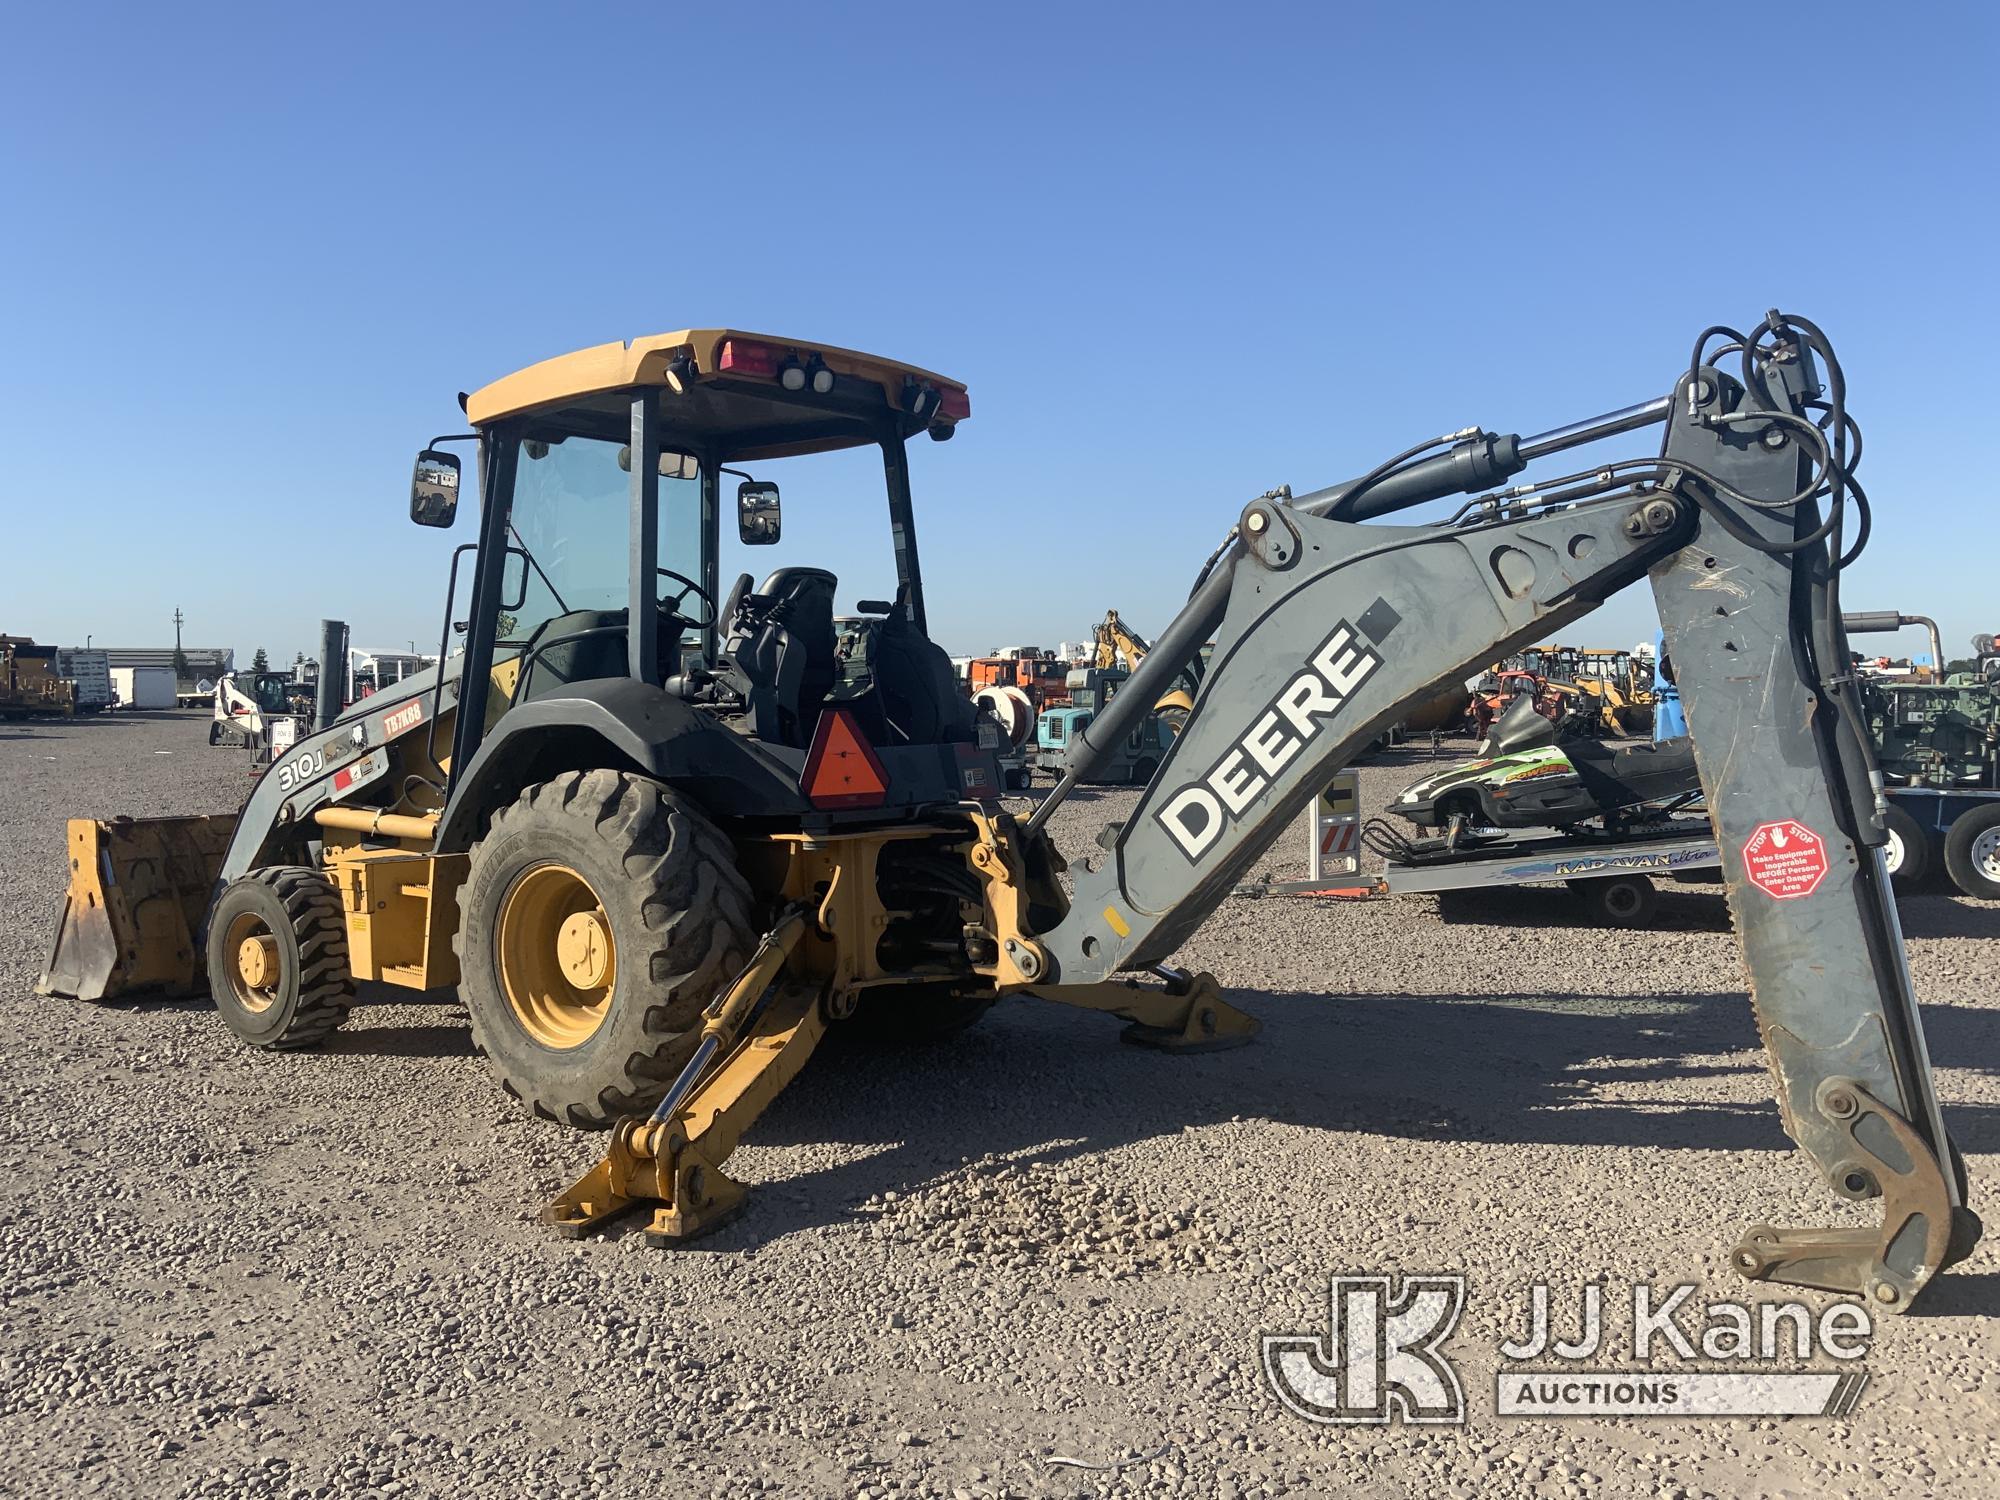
[39,313,1979,1308]
[1091,608,1204,733]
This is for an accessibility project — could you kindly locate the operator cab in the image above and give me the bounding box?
[411,329,991,823]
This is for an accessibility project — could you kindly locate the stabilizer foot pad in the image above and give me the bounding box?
[1731,1081,1974,1313]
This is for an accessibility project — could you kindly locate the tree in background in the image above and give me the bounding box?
[251,647,269,672]
[171,647,190,682]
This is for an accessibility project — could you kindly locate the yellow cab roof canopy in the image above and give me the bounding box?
[464,329,970,461]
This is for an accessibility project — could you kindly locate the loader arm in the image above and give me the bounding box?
[1020,312,1975,1306]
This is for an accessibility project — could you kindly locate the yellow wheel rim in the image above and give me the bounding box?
[497,863,617,1049]
[223,911,282,1014]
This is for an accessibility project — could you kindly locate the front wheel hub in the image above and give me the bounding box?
[237,933,280,989]
[557,909,613,990]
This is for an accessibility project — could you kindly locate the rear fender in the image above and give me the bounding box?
[436,680,807,852]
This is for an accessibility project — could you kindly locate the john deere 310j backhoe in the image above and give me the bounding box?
[40,313,1978,1308]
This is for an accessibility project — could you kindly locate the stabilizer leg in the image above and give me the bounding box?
[543,912,828,1245]
[1028,966,1260,1052]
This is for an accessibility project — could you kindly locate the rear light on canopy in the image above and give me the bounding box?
[716,338,785,378]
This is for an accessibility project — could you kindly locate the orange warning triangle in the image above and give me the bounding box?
[803,708,890,809]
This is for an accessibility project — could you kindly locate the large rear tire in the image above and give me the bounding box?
[207,867,354,1049]
[456,770,757,1128]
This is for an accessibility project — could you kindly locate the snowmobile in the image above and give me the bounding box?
[1393,692,1699,837]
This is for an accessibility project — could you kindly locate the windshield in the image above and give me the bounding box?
[505,435,700,648]
[714,445,897,619]
[251,674,292,714]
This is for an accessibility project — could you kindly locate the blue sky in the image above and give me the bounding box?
[3,6,1993,669]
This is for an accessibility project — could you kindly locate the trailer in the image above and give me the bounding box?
[1886,786,2000,900]
[54,649,113,713]
[1281,783,1999,926]
[1378,816,1721,925]
[110,665,178,711]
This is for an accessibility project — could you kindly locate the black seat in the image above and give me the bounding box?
[1570,735,1701,809]
[867,612,973,744]
[721,568,839,746]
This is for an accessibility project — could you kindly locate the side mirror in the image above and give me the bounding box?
[738,480,781,545]
[500,546,529,612]
[411,450,461,528]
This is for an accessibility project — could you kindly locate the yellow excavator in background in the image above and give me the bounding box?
[1510,644,1655,737]
[1092,608,1203,733]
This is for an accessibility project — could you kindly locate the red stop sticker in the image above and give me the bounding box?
[1742,819,1830,900]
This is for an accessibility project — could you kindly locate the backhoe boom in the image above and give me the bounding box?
[1021,313,1976,1305]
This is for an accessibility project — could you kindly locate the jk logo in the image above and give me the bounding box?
[1263,1275,1467,1425]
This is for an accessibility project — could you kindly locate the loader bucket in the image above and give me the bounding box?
[36,816,236,1002]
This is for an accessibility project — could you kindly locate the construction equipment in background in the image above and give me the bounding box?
[1843,612,2000,895]
[1496,643,1655,738]
[1390,610,2000,901]
[1463,664,1568,739]
[1036,664,1179,785]
[969,683,1037,790]
[210,670,303,749]
[1091,609,1204,734]
[0,636,76,718]
[966,647,1071,711]
[1396,679,1474,740]
[963,647,1075,789]
[1571,646,1657,735]
[39,313,1979,1308]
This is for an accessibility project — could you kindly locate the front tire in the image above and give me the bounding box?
[456,770,757,1128]
[207,867,354,1048]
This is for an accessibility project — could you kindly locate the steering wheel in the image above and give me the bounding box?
[656,567,717,630]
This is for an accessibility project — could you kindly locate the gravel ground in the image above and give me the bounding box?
[2,711,1996,1498]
